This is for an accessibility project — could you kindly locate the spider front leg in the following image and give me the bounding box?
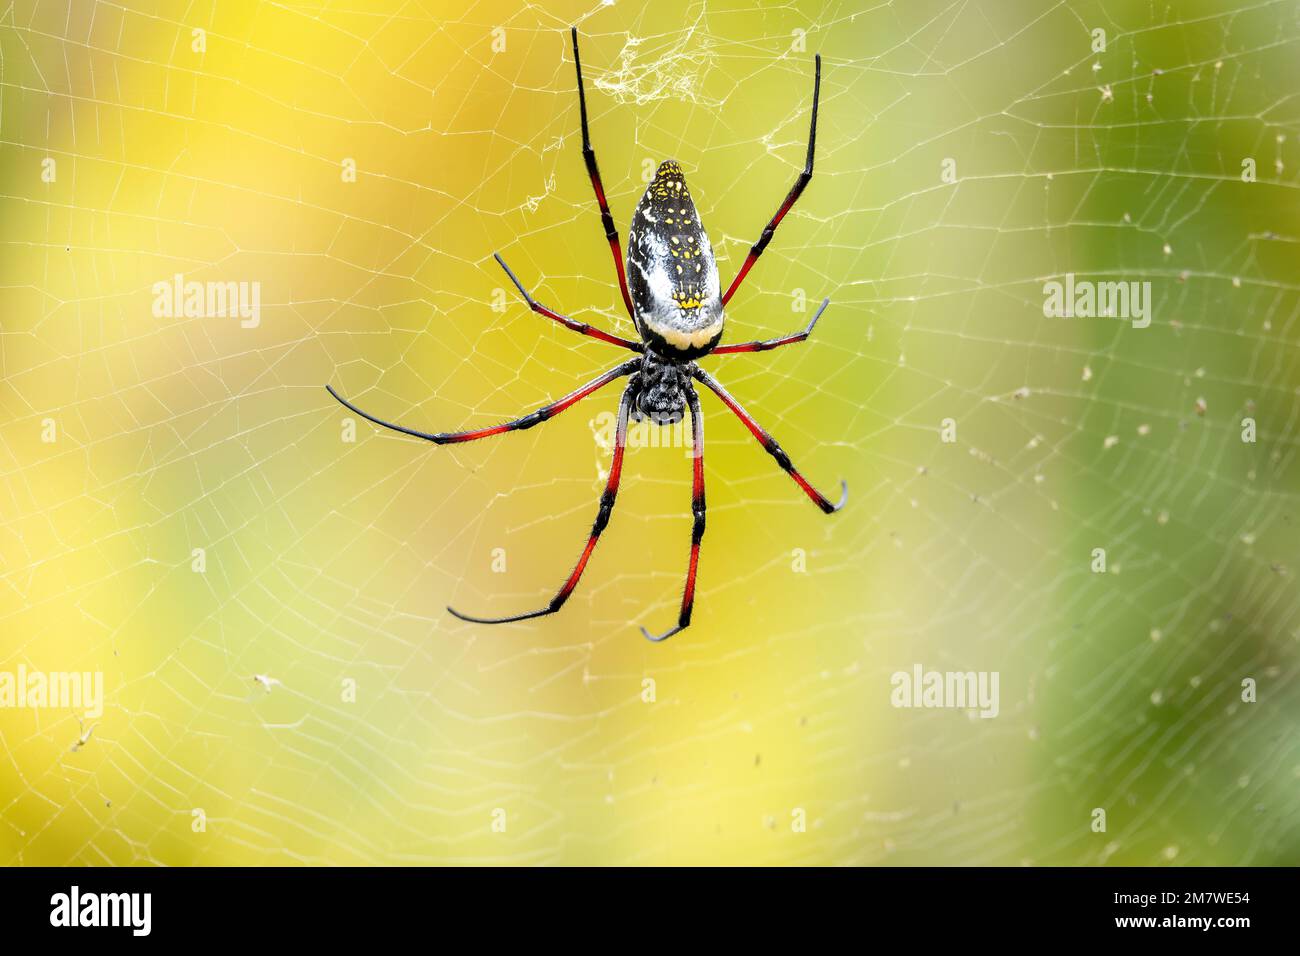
[326,358,637,445]
[641,387,706,643]
[722,53,821,307]
[571,27,637,320]
[692,367,847,513]
[447,380,636,624]
[493,254,642,351]
[712,297,830,355]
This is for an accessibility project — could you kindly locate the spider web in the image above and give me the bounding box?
[1,0,1298,866]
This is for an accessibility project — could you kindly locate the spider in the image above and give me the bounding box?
[327,28,846,642]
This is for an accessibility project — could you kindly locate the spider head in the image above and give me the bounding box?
[632,355,690,426]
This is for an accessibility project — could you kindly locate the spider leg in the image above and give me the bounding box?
[712,297,830,355]
[571,27,637,321]
[692,367,846,514]
[721,54,820,307]
[641,387,705,643]
[326,359,637,445]
[448,379,636,624]
[494,253,642,352]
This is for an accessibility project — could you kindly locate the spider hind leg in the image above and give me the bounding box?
[446,380,636,625]
[693,366,847,514]
[640,385,706,643]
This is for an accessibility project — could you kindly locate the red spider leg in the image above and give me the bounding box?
[692,367,846,514]
[572,27,637,320]
[721,54,821,307]
[448,380,635,624]
[325,359,637,445]
[494,254,641,351]
[641,387,705,643]
[712,297,830,354]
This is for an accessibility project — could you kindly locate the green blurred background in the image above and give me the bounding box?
[1,0,1297,865]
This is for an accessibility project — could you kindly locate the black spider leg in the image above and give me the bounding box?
[325,359,637,445]
[641,386,705,643]
[571,27,637,320]
[447,378,636,624]
[721,53,820,307]
[493,253,642,351]
[692,367,846,513]
[712,297,831,354]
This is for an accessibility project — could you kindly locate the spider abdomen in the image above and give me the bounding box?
[627,160,724,359]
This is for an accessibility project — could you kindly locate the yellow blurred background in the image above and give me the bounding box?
[1,0,1297,865]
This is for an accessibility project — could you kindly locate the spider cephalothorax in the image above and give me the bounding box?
[327,28,845,642]
[631,353,692,425]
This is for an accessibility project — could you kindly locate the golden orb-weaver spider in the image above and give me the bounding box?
[327,28,845,641]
